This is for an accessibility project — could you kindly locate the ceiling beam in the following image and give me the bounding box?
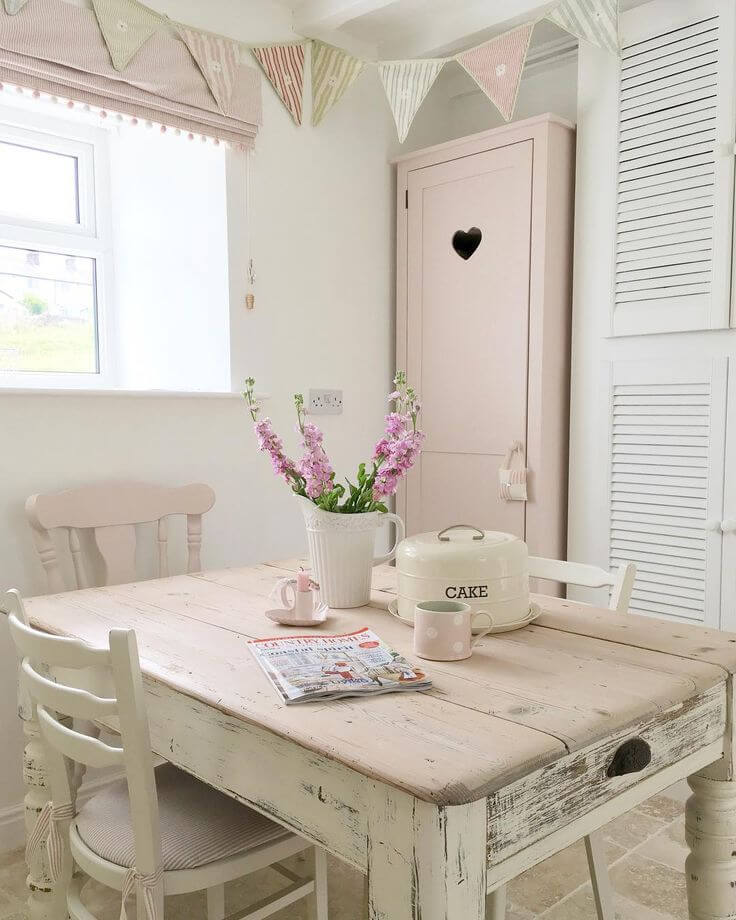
[377,0,556,59]
[294,0,401,34]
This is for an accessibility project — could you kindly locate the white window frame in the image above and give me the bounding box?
[0,103,115,389]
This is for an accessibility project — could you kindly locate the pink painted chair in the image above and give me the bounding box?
[25,482,216,591]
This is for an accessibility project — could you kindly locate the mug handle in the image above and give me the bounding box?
[373,513,405,566]
[470,611,494,647]
[279,578,297,609]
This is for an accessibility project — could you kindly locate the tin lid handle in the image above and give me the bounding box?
[437,524,485,542]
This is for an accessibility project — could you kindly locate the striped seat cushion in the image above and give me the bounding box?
[75,763,292,870]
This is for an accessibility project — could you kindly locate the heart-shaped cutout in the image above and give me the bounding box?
[452,227,482,260]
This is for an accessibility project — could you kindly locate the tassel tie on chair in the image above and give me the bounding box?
[26,801,75,883]
[120,865,164,920]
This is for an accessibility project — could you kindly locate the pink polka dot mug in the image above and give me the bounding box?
[413,600,494,662]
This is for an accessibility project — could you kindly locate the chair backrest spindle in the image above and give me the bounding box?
[26,482,215,590]
[5,589,163,882]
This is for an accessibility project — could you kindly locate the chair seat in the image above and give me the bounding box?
[75,763,291,871]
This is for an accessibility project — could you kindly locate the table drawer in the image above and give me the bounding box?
[486,683,726,863]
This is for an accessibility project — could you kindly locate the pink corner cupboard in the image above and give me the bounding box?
[394,113,575,566]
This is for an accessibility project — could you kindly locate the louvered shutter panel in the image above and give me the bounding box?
[609,359,726,625]
[614,0,736,335]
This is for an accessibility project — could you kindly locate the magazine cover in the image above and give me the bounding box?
[248,627,431,704]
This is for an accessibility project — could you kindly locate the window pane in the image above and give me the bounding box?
[0,141,79,225]
[0,246,98,374]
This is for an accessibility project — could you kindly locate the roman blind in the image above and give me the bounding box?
[613,3,736,335]
[0,0,262,147]
[608,359,726,626]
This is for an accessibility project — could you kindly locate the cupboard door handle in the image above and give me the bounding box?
[607,738,652,777]
[705,519,722,532]
[721,519,736,534]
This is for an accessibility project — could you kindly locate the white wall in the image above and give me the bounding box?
[0,4,579,843]
[408,56,578,147]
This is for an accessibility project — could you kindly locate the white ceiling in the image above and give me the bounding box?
[286,0,647,59]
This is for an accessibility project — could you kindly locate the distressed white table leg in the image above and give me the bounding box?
[22,711,67,920]
[685,773,736,919]
[367,787,487,920]
[486,884,507,919]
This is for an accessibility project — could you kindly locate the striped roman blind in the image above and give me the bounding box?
[0,0,261,147]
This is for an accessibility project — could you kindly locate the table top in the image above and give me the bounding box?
[21,559,736,805]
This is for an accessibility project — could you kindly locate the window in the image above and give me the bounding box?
[0,93,239,393]
[0,108,111,386]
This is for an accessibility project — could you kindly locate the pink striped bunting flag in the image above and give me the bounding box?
[178,26,242,116]
[252,44,306,126]
[456,23,534,122]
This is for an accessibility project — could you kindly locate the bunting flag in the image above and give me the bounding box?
[311,40,364,126]
[2,0,30,12]
[178,27,242,115]
[92,0,164,72]
[252,44,306,126]
[456,22,534,122]
[546,0,619,53]
[378,59,445,143]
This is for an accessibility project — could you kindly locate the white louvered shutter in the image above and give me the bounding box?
[608,359,726,626]
[614,0,736,335]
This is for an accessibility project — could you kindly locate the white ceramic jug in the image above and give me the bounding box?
[296,495,404,608]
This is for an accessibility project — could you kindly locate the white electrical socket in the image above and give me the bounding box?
[309,389,343,415]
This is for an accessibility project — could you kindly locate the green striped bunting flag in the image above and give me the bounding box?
[378,59,445,143]
[311,40,364,126]
[546,0,619,53]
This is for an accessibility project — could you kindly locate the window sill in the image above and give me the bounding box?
[0,387,269,400]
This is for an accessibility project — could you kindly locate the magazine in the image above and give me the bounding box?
[248,627,431,704]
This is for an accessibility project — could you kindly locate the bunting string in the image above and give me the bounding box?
[3,0,620,140]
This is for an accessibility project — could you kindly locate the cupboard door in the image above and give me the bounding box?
[404,141,533,536]
[607,359,727,626]
[613,0,736,336]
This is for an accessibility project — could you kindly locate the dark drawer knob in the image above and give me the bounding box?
[606,738,652,777]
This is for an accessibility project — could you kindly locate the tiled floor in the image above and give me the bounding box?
[0,782,692,920]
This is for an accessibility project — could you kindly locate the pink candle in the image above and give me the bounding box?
[296,571,311,592]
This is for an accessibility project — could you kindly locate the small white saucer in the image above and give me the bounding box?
[265,605,328,627]
[386,600,541,634]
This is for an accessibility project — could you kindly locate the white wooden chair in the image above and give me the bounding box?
[488,558,637,920]
[25,481,216,591]
[6,589,328,920]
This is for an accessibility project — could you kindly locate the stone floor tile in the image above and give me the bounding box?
[660,781,690,806]
[0,855,27,897]
[609,853,688,920]
[0,850,22,872]
[600,807,666,856]
[634,794,686,824]
[637,819,688,873]
[508,840,596,914]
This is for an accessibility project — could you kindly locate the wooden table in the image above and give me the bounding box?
[12,559,736,920]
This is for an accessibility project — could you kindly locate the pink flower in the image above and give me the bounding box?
[253,418,297,484]
[372,437,391,461]
[297,421,334,500]
[384,412,406,438]
[372,430,424,501]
